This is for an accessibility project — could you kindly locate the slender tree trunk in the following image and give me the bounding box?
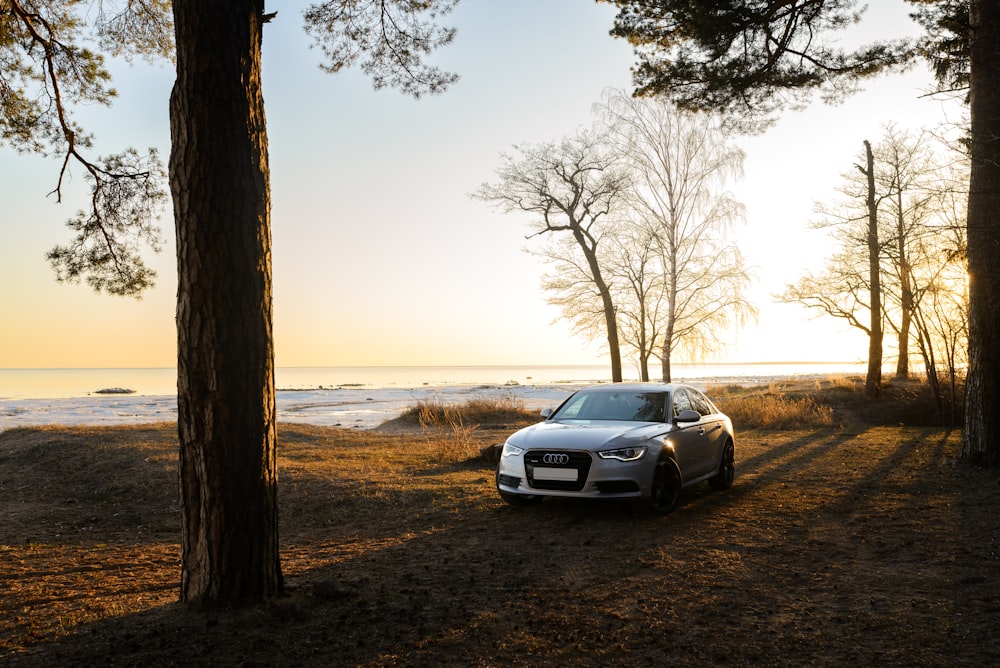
[915,315,945,425]
[863,140,883,397]
[660,321,673,384]
[600,284,624,382]
[661,251,677,384]
[895,198,912,380]
[170,0,282,605]
[637,306,650,381]
[572,229,623,382]
[964,0,1000,464]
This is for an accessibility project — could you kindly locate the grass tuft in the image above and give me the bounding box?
[393,393,539,461]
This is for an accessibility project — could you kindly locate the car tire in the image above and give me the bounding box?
[649,459,681,513]
[708,440,735,491]
[496,469,543,506]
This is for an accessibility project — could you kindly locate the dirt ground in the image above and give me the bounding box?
[2,386,999,666]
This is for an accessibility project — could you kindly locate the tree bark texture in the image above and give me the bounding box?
[169,0,282,604]
[964,0,1000,465]
[572,228,623,382]
[895,194,912,380]
[661,256,677,384]
[661,328,673,384]
[863,140,883,398]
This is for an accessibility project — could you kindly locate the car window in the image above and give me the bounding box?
[553,391,667,422]
[552,393,589,418]
[689,389,716,417]
[672,389,692,418]
[630,392,667,422]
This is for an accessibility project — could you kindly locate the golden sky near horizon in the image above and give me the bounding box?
[0,1,963,369]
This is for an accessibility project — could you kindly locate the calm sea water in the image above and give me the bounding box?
[0,363,867,400]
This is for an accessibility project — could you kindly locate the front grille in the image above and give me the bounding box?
[595,480,640,494]
[524,451,592,491]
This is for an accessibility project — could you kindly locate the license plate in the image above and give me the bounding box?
[533,467,578,481]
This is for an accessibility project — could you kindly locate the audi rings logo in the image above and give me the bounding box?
[542,453,571,465]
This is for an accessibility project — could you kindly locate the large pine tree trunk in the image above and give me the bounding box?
[964,1,1000,465]
[169,0,282,605]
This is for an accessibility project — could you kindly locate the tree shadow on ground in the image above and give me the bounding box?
[8,424,996,667]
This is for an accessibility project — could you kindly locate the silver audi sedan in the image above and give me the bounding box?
[496,383,735,512]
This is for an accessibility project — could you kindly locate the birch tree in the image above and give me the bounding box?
[476,130,631,382]
[538,222,667,381]
[596,89,756,382]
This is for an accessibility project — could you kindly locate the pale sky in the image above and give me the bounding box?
[0,0,964,369]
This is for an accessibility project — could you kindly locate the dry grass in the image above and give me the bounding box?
[707,377,842,429]
[392,393,541,461]
[715,391,835,429]
[3,379,997,666]
[397,392,539,427]
[826,374,860,391]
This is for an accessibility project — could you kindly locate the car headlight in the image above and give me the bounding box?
[598,445,648,462]
[501,443,524,458]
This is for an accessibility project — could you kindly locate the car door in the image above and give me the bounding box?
[669,388,712,480]
[688,389,728,471]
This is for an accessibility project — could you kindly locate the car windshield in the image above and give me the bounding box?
[552,391,668,423]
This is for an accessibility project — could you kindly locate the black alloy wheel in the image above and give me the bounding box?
[708,440,735,491]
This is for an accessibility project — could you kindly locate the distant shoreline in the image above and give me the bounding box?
[0,362,868,401]
[0,368,875,432]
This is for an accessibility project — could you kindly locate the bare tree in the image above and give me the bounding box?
[603,223,666,381]
[860,140,884,397]
[902,156,969,424]
[873,126,954,380]
[502,93,756,383]
[596,89,756,382]
[911,251,968,424]
[779,249,877,347]
[782,126,969,413]
[476,130,631,382]
[538,223,666,381]
[783,140,884,396]
[534,238,608,359]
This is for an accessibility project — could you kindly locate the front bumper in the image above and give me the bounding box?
[497,448,653,500]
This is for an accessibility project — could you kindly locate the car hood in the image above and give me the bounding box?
[507,420,670,451]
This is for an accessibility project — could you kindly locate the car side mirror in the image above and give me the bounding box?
[541,407,553,418]
[675,409,701,423]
